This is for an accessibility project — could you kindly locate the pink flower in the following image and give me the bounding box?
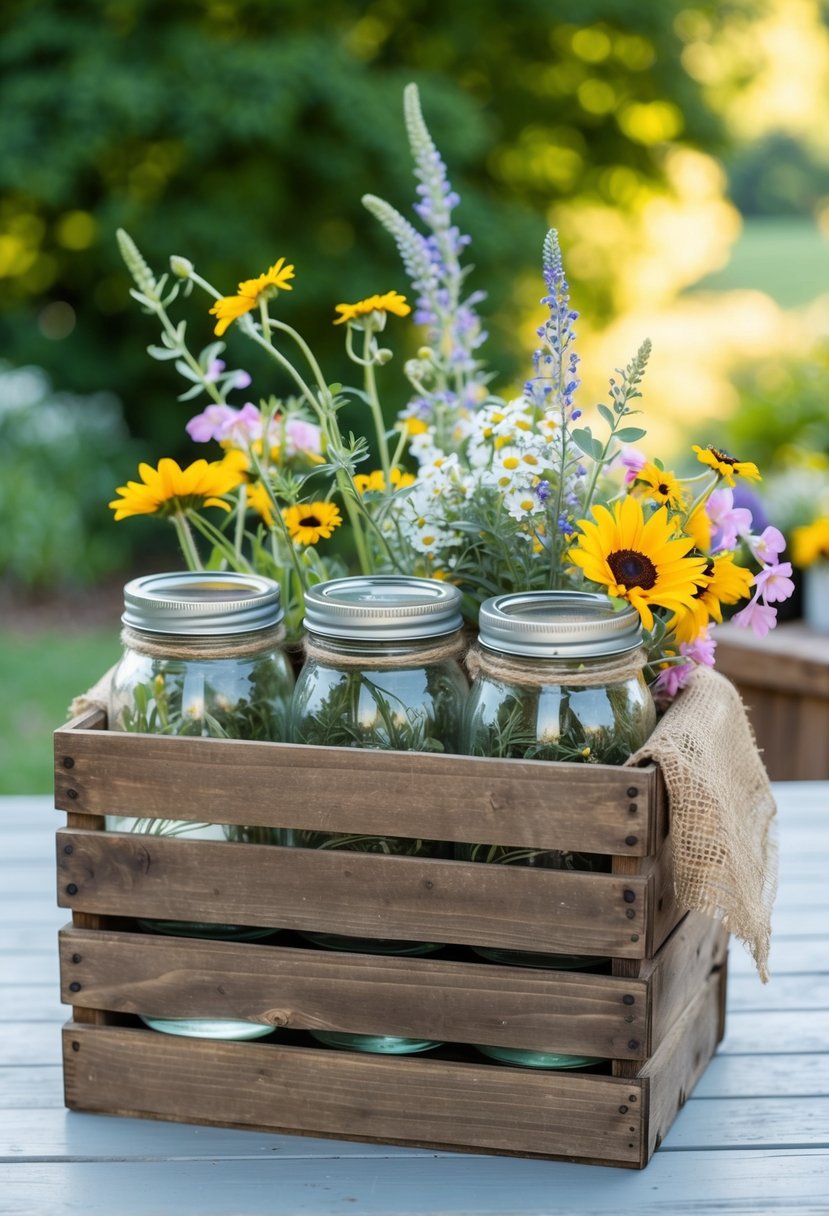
[619,447,647,485]
[221,402,262,447]
[284,417,323,457]
[754,560,795,604]
[732,596,778,637]
[186,404,237,443]
[653,660,695,699]
[682,628,717,668]
[748,525,786,565]
[186,402,262,446]
[707,488,753,551]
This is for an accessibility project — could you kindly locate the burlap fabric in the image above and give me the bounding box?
[627,664,777,982]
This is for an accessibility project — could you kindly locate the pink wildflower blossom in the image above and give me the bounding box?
[754,560,795,604]
[619,447,647,485]
[706,487,753,551]
[748,526,786,565]
[186,404,237,443]
[732,596,778,638]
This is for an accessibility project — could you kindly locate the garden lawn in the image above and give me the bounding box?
[0,629,120,794]
[693,216,829,308]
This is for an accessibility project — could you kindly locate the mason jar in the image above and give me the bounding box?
[461,590,656,1069]
[107,570,294,1040]
[289,574,469,1055]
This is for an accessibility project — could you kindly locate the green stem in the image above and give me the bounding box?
[363,329,392,485]
[172,513,202,570]
[187,511,253,573]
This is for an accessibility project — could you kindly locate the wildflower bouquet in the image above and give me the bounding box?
[112,83,793,697]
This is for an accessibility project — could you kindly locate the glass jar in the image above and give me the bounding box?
[107,570,294,1040]
[289,574,469,1055]
[461,590,656,1069]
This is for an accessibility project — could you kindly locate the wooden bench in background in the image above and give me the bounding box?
[716,622,829,780]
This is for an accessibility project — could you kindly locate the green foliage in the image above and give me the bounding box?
[0,361,147,587]
[0,0,728,454]
[0,627,120,794]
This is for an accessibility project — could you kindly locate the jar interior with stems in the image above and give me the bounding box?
[459,590,656,1070]
[286,574,468,1056]
[288,635,469,950]
[106,572,293,1040]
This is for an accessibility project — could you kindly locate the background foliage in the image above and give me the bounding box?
[0,0,730,459]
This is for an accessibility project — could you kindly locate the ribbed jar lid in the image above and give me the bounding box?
[303,576,462,641]
[478,591,643,659]
[122,571,284,636]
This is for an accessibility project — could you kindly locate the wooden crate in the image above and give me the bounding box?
[53,708,728,1169]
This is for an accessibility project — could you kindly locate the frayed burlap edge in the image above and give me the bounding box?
[627,664,778,982]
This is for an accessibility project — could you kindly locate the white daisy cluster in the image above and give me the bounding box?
[395,396,558,566]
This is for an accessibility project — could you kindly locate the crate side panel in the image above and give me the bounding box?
[62,1024,644,1165]
[639,966,725,1161]
[643,913,729,1052]
[59,927,649,1060]
[57,830,650,959]
[53,723,660,855]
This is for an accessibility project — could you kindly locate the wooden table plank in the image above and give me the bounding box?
[2,785,828,1214]
[2,1151,829,1216]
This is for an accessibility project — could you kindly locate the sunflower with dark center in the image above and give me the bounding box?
[692,444,761,487]
[633,462,686,509]
[568,497,709,631]
[282,501,343,546]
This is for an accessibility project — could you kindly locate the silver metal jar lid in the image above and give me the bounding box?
[478,591,643,659]
[122,571,284,636]
[303,576,463,641]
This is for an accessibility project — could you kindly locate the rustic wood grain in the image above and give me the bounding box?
[640,965,726,1165]
[56,829,652,959]
[53,717,662,856]
[714,623,829,780]
[58,927,651,1060]
[61,1023,647,1166]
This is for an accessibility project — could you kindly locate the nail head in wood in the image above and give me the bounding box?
[66,789,78,800]
[71,953,82,964]
[622,994,635,1005]
[625,835,638,846]
[623,889,636,903]
[63,756,75,769]
[66,883,78,896]
[69,982,81,993]
[626,786,638,797]
[63,845,73,855]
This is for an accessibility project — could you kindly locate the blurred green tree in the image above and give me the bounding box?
[0,0,730,455]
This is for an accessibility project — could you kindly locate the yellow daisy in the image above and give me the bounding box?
[632,462,686,510]
[568,497,708,631]
[282,500,343,545]
[109,456,245,521]
[692,444,761,487]
[353,467,416,495]
[246,481,276,528]
[209,258,295,337]
[670,553,754,643]
[333,290,411,326]
[792,518,829,568]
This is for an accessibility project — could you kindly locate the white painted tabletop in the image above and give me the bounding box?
[2,784,828,1215]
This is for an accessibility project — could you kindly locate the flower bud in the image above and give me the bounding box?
[170,255,194,279]
[374,347,393,365]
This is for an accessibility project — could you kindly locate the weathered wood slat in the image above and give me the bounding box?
[640,968,725,1163]
[54,718,662,856]
[57,927,650,1060]
[62,1023,648,1166]
[639,913,728,1049]
[56,829,653,959]
[6,1151,829,1216]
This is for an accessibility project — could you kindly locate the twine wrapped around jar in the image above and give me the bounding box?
[464,643,649,686]
[302,631,469,669]
[69,624,287,717]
